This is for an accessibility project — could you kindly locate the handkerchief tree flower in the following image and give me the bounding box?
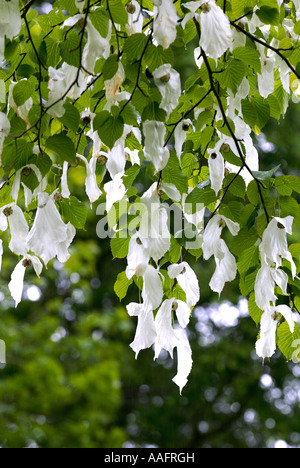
[1,0,300,392]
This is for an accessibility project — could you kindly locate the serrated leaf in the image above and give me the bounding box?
[93,110,124,148]
[248,292,263,326]
[225,173,246,198]
[21,168,40,192]
[247,180,261,206]
[252,94,270,130]
[219,59,246,95]
[28,152,52,177]
[58,103,80,133]
[163,153,188,195]
[60,196,88,229]
[277,322,300,361]
[232,47,261,73]
[45,134,77,164]
[239,269,258,297]
[252,164,281,180]
[114,271,132,300]
[241,99,258,128]
[111,233,130,259]
[108,0,128,24]
[144,44,174,73]
[123,164,140,189]
[237,245,259,275]
[185,185,217,213]
[60,31,82,67]
[256,5,279,25]
[102,55,119,81]
[275,175,300,196]
[123,33,148,61]
[13,79,35,106]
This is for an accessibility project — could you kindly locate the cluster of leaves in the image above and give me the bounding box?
[1,0,300,381]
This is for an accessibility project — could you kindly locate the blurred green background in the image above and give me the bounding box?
[1,0,300,449]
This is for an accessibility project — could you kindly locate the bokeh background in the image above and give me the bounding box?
[0,0,300,449]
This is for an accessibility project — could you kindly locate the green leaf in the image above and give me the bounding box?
[102,55,119,81]
[141,101,166,122]
[239,269,258,297]
[45,134,77,164]
[277,322,300,361]
[123,164,140,189]
[185,185,217,214]
[163,153,188,195]
[248,292,263,326]
[28,152,52,177]
[144,44,174,73]
[252,94,270,130]
[119,101,138,126]
[247,180,261,206]
[225,173,246,199]
[256,6,279,25]
[13,79,35,106]
[93,110,124,148]
[58,103,81,133]
[252,164,281,180]
[123,33,148,62]
[9,116,27,137]
[60,196,88,229]
[0,79,6,103]
[241,99,258,128]
[219,59,246,95]
[108,0,128,24]
[230,227,258,256]
[289,244,300,261]
[60,31,82,67]
[114,271,132,301]
[237,245,259,275]
[275,175,300,196]
[230,0,256,19]
[2,138,33,170]
[232,47,261,73]
[89,7,110,37]
[21,167,40,192]
[111,233,130,259]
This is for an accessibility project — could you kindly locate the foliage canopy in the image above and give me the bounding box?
[1,0,300,391]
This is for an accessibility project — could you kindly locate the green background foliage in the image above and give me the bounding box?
[0,103,300,448]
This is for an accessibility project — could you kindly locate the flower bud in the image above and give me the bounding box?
[221,143,230,153]
[211,152,217,160]
[201,3,211,13]
[182,123,190,131]
[271,311,281,321]
[78,18,85,28]
[126,2,136,14]
[158,189,164,196]
[22,258,32,268]
[160,74,171,83]
[54,193,63,203]
[97,155,107,166]
[3,207,13,217]
[136,237,142,245]
[277,222,285,230]
[22,167,32,176]
[172,301,178,311]
[82,116,91,125]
